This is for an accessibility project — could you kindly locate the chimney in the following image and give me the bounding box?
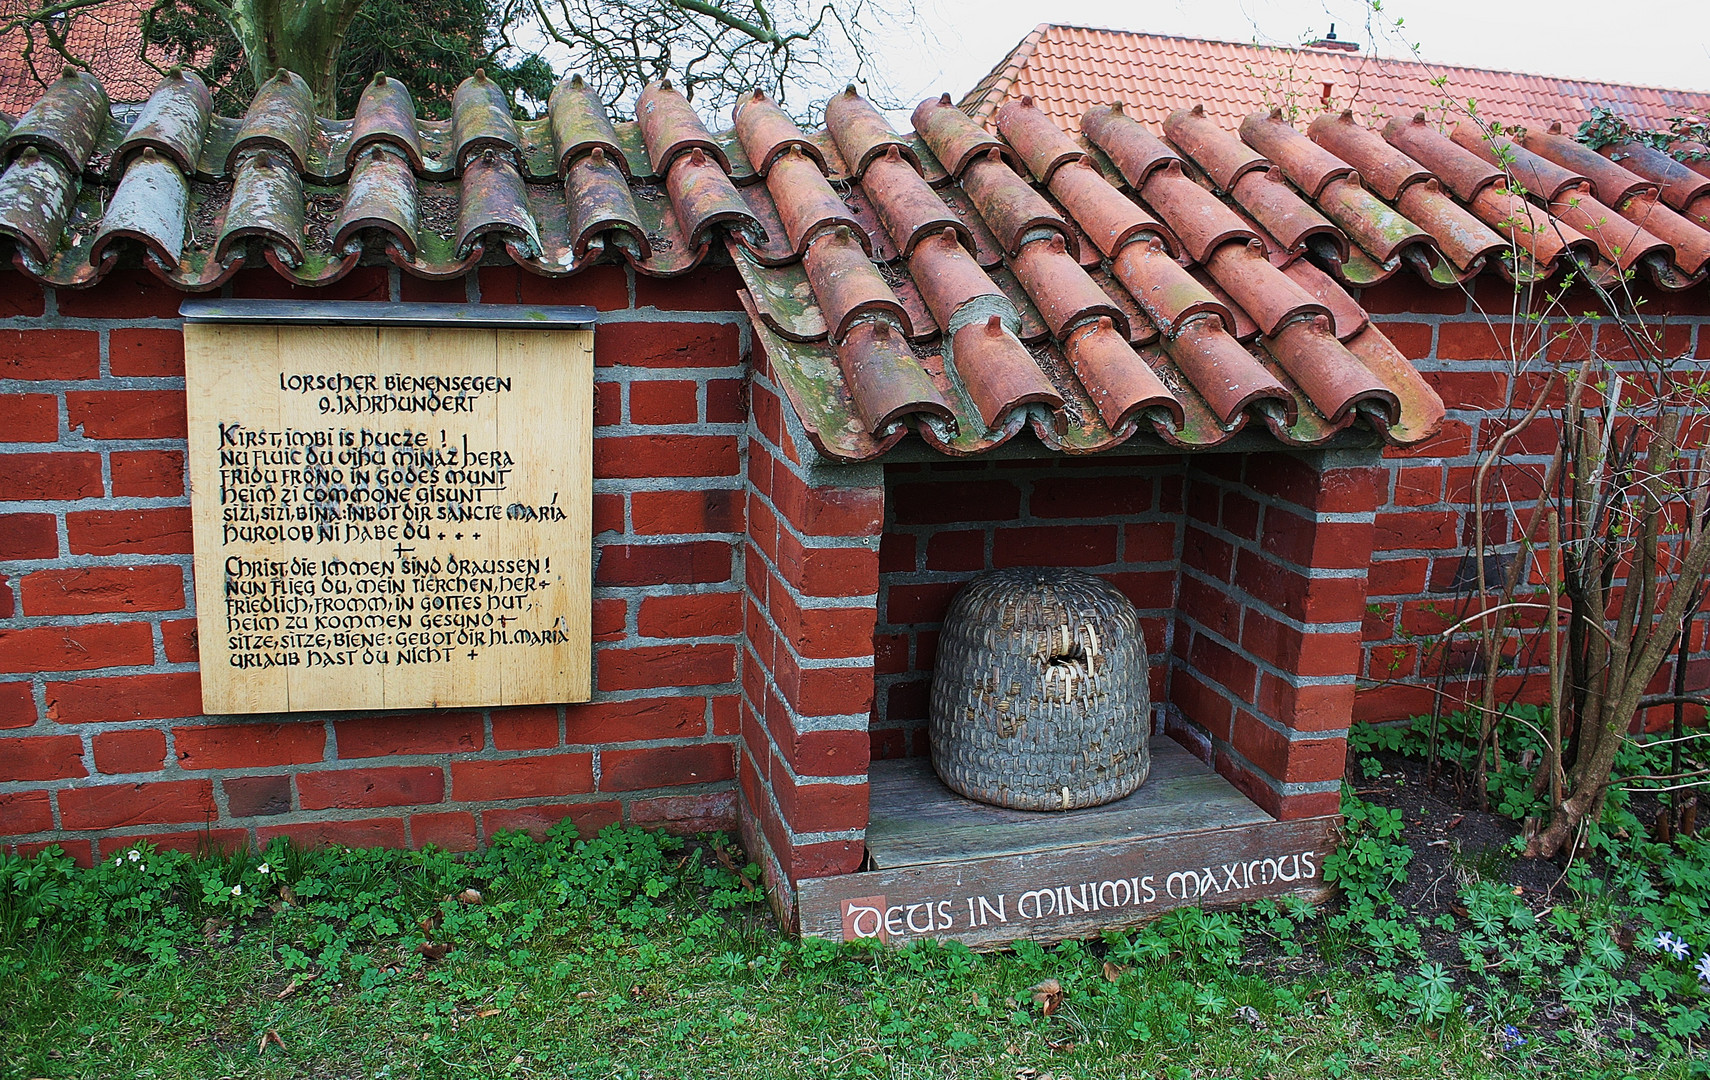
[1305,24,1360,52]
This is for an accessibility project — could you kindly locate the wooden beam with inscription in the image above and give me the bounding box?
[183,304,593,713]
[798,741,1340,948]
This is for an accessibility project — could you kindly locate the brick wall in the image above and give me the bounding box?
[872,449,1377,824]
[1353,274,1710,729]
[0,261,751,864]
[873,456,1184,759]
[738,333,883,911]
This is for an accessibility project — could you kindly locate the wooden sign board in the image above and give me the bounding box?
[797,815,1339,948]
[184,321,593,713]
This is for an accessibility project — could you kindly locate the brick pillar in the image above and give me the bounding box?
[1168,449,1380,820]
[740,348,883,923]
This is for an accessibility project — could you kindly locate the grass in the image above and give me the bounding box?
[1,809,1702,1080]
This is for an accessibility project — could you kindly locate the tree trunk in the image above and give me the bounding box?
[227,0,365,112]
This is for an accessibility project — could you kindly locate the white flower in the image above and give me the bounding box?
[1697,953,1710,987]
[127,849,141,862]
[256,863,270,875]
[1654,931,1692,960]
[113,855,124,867]
[230,884,242,897]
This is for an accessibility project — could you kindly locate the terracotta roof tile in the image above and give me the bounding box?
[963,25,1710,135]
[0,65,1466,461]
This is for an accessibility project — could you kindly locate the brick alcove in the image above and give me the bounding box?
[740,350,1382,933]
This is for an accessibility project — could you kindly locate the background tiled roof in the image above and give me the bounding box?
[963,25,1710,133]
[0,0,161,114]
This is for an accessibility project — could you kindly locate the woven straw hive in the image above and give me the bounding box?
[929,567,1150,810]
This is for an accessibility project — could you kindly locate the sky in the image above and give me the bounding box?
[867,0,1710,105]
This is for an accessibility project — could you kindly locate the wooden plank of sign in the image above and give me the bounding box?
[184,323,593,713]
[797,814,1340,948]
[865,739,1273,869]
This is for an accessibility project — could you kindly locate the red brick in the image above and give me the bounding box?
[47,672,202,723]
[66,390,187,439]
[1178,575,1240,642]
[173,722,325,769]
[1374,321,1433,359]
[451,753,594,800]
[1031,475,1155,518]
[601,743,734,792]
[1188,632,1258,697]
[21,565,184,616]
[0,394,57,442]
[0,682,33,729]
[92,729,167,774]
[772,590,877,661]
[480,263,628,309]
[492,705,559,749]
[1360,275,1466,315]
[925,530,985,571]
[0,270,44,316]
[333,712,482,757]
[994,524,1118,567]
[772,469,884,537]
[1369,557,1429,596]
[95,830,248,859]
[0,514,56,559]
[597,643,735,690]
[1436,321,1508,360]
[0,623,154,673]
[1231,714,1346,785]
[1375,510,1460,551]
[594,321,739,368]
[56,268,183,318]
[1386,418,1474,460]
[639,592,741,638]
[59,780,216,830]
[1422,370,1508,411]
[0,791,52,834]
[596,541,732,585]
[225,774,292,817]
[628,790,738,833]
[594,380,621,426]
[592,492,622,536]
[775,528,879,597]
[0,329,99,379]
[594,434,739,479]
[1275,790,1344,821]
[1257,676,1356,733]
[706,378,744,423]
[1237,550,1367,624]
[0,452,102,501]
[1242,612,1362,678]
[884,581,960,625]
[632,264,741,310]
[1259,512,1374,571]
[67,508,192,555]
[778,838,865,882]
[631,487,743,534]
[108,328,185,376]
[257,818,407,849]
[410,811,479,850]
[481,801,621,840]
[773,767,868,833]
[230,265,388,301]
[110,450,186,497]
[629,380,700,424]
[776,726,869,777]
[565,697,705,744]
[3,734,87,780]
[298,766,445,810]
[1393,466,1442,506]
[890,479,1019,525]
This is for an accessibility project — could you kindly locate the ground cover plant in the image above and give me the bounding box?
[2,738,1707,1080]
